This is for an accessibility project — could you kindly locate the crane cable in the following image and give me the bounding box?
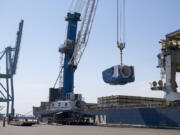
[117,0,126,65]
[53,53,64,88]
[69,0,85,14]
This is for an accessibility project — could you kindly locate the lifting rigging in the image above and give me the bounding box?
[117,0,126,65]
[102,0,135,85]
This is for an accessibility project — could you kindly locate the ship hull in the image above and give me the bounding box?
[82,107,180,127]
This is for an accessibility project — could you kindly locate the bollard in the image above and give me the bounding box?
[3,118,6,127]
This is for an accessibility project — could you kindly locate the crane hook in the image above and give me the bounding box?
[118,42,125,65]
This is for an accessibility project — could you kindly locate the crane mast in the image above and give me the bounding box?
[61,12,81,100]
[54,0,98,101]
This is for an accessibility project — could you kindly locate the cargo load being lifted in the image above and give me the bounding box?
[102,65,135,85]
[102,0,135,85]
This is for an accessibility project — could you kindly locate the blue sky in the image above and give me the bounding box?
[0,0,180,114]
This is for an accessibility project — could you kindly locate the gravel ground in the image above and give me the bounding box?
[0,122,180,135]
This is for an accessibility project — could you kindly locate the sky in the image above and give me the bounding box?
[0,0,180,114]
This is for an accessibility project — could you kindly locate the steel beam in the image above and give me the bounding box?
[0,20,24,116]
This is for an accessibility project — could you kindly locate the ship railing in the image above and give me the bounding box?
[87,103,164,110]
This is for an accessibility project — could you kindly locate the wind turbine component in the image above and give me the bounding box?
[102,65,135,85]
[102,0,135,85]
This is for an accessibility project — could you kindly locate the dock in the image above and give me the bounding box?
[0,121,180,135]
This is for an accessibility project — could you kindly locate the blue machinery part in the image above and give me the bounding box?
[61,12,81,100]
[102,65,135,85]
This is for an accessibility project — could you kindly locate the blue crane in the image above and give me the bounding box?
[60,12,81,100]
[53,0,98,102]
[0,20,24,116]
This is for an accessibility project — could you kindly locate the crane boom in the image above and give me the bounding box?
[12,20,24,74]
[68,0,99,66]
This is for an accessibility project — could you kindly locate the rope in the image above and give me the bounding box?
[53,53,64,88]
[117,0,126,65]
[74,0,84,13]
[117,0,120,45]
[123,0,126,43]
[69,0,74,12]
[117,0,126,44]
[120,0,122,43]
